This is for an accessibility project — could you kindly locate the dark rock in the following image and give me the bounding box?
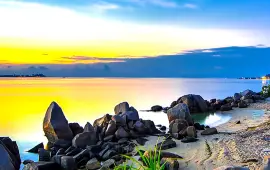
[235,120,241,124]
[83,122,95,133]
[136,137,148,145]
[115,127,129,139]
[43,102,73,144]
[72,132,97,148]
[171,133,181,140]
[244,99,254,104]
[142,120,158,134]
[122,145,135,154]
[205,126,210,129]
[22,162,61,170]
[56,148,65,156]
[66,148,82,156]
[86,145,102,155]
[104,135,114,142]
[114,102,129,115]
[93,114,112,128]
[151,105,163,112]
[187,126,197,138]
[127,121,135,130]
[234,93,242,101]
[157,139,176,150]
[220,105,232,111]
[160,126,166,131]
[231,101,238,107]
[181,137,199,143]
[156,124,162,128]
[86,158,101,170]
[177,94,208,113]
[99,146,110,158]
[161,158,179,170]
[73,149,90,162]
[0,142,16,170]
[213,166,250,170]
[112,115,125,126]
[38,148,51,161]
[118,138,129,144]
[238,101,248,108]
[69,123,83,136]
[241,89,256,97]
[102,150,117,161]
[61,156,76,170]
[170,101,178,108]
[160,152,183,159]
[27,143,44,154]
[210,99,216,104]
[134,121,146,133]
[105,121,117,137]
[170,119,188,134]
[65,146,75,154]
[102,159,115,168]
[121,107,139,121]
[54,139,72,149]
[194,123,204,130]
[23,160,34,165]
[76,157,89,168]
[167,103,193,125]
[201,128,218,135]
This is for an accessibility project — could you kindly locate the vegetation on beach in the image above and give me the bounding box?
[262,84,270,97]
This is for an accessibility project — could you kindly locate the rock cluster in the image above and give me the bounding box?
[23,101,164,170]
[0,137,21,170]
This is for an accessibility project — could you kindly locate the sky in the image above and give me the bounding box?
[0,0,270,76]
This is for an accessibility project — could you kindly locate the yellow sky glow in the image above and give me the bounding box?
[0,0,253,64]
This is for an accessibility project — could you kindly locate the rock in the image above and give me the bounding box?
[83,122,95,133]
[102,159,115,168]
[220,105,232,111]
[27,143,44,154]
[104,135,114,142]
[171,133,181,140]
[121,108,139,121]
[241,89,256,97]
[111,115,125,126]
[142,120,158,134]
[194,122,204,130]
[151,105,163,112]
[54,139,72,149]
[115,127,129,139]
[0,142,16,170]
[86,158,101,170]
[181,137,198,143]
[22,162,61,170]
[160,126,166,131]
[177,94,208,113]
[235,120,241,124]
[234,93,242,101]
[0,137,21,170]
[238,101,248,108]
[213,166,250,170]
[244,99,254,104]
[73,149,90,162]
[187,126,197,138]
[69,123,83,136]
[170,101,178,108]
[61,156,76,170]
[105,121,117,137]
[136,138,148,145]
[231,101,238,107]
[224,97,234,104]
[56,148,65,156]
[170,119,188,134]
[167,103,193,125]
[93,114,112,128]
[201,128,218,135]
[43,102,73,143]
[114,102,130,115]
[23,160,34,165]
[134,121,146,133]
[210,99,217,103]
[72,132,97,148]
[157,139,176,150]
[38,148,51,161]
[161,158,179,170]
[102,150,117,161]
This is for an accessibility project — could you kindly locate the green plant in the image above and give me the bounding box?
[114,139,167,170]
[262,85,270,97]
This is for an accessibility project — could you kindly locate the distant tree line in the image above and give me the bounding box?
[0,74,46,77]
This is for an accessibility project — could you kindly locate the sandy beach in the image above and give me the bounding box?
[142,102,270,170]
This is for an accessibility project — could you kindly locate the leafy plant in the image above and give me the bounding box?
[114,139,167,170]
[262,85,270,97]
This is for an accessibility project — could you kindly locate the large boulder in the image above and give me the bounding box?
[241,89,256,97]
[84,122,95,133]
[115,127,129,139]
[93,114,112,128]
[72,132,97,148]
[0,137,21,170]
[43,102,73,143]
[142,120,159,134]
[234,93,242,101]
[69,123,83,136]
[114,102,129,115]
[169,119,188,134]
[167,103,193,125]
[0,142,16,170]
[105,120,117,137]
[121,107,139,121]
[27,143,44,154]
[177,94,208,113]
[151,105,163,112]
[220,105,232,111]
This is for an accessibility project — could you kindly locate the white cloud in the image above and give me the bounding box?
[0,0,259,50]
[128,0,178,8]
[89,1,120,13]
[183,3,197,9]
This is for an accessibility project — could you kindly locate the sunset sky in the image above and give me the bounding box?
[1,0,270,66]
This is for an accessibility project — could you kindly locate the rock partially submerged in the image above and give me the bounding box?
[43,102,73,144]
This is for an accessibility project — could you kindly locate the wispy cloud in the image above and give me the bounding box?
[89,1,121,13]
[61,56,125,64]
[183,3,198,9]
[128,0,178,8]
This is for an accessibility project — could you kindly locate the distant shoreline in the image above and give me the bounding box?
[0,74,46,77]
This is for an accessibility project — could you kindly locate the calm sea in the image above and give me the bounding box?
[0,78,268,164]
